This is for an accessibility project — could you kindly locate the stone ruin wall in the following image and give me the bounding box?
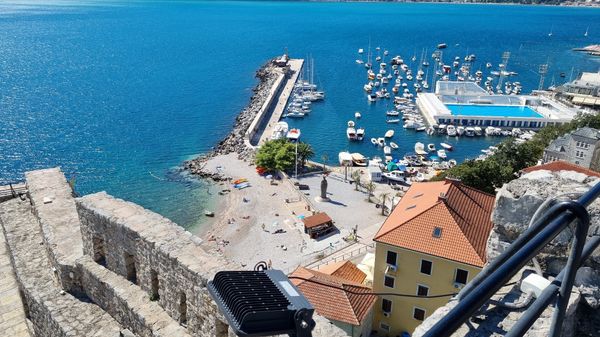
[0,168,347,337]
[76,192,233,337]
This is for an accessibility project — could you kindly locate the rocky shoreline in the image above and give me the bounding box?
[182,59,282,181]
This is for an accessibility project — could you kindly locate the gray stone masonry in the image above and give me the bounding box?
[0,224,32,337]
[77,255,192,337]
[0,197,124,337]
[76,191,233,337]
[25,168,84,293]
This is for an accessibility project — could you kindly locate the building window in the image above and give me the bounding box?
[382,299,392,314]
[386,251,397,266]
[413,307,426,321]
[455,269,469,285]
[380,323,390,332]
[384,275,395,288]
[417,284,429,297]
[420,259,432,275]
[433,227,442,238]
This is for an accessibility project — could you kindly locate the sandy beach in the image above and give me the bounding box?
[198,153,393,272]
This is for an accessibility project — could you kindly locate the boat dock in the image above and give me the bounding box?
[248,59,304,147]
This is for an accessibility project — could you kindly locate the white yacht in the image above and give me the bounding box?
[385,130,395,138]
[347,121,357,140]
[456,126,465,136]
[356,127,365,141]
[414,142,427,155]
[474,126,482,136]
[437,149,448,159]
[351,153,367,167]
[270,121,289,140]
[440,143,453,151]
[286,128,301,141]
[447,125,457,136]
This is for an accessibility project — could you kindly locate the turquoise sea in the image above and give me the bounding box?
[1,1,599,230]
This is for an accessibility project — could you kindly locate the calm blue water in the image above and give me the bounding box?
[1,1,599,229]
[446,104,542,118]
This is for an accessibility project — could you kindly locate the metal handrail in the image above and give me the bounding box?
[423,181,600,337]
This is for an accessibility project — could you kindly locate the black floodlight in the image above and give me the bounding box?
[208,270,315,337]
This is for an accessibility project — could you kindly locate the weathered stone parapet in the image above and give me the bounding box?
[77,255,192,337]
[25,167,84,293]
[76,192,233,336]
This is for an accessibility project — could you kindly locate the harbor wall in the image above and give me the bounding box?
[244,70,286,148]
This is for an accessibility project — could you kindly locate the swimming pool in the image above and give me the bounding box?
[446,104,543,118]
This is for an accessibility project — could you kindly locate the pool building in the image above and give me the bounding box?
[416,81,578,129]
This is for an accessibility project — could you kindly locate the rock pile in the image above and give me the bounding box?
[183,59,282,178]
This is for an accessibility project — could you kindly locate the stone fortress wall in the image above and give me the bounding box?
[0,167,346,337]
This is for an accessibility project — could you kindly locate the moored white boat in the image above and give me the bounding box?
[456,126,465,136]
[355,112,362,119]
[440,142,453,151]
[351,153,367,166]
[465,127,475,137]
[383,146,392,156]
[415,142,427,155]
[356,127,365,141]
[377,137,386,147]
[287,128,301,141]
[447,125,457,136]
[390,142,398,150]
[339,151,353,166]
[270,121,289,140]
[437,149,447,159]
[427,143,436,152]
[370,138,378,145]
[385,130,394,138]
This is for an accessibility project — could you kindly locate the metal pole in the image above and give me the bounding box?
[505,235,600,337]
[423,201,589,337]
[459,181,600,300]
[295,141,298,179]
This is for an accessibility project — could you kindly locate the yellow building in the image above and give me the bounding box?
[372,179,495,336]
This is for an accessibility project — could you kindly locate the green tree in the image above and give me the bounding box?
[365,182,376,203]
[379,192,389,215]
[296,142,314,169]
[351,170,361,191]
[321,153,329,172]
[255,139,297,172]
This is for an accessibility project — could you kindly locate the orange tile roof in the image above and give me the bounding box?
[317,260,367,284]
[289,267,377,326]
[374,179,495,267]
[521,160,600,178]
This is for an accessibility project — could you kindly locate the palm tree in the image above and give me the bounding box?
[351,170,361,191]
[365,182,376,203]
[320,153,329,172]
[379,192,389,215]
[296,142,314,169]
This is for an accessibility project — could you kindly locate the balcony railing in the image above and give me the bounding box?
[422,181,600,337]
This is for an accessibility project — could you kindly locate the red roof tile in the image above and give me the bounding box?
[374,180,495,267]
[521,160,600,178]
[289,267,376,325]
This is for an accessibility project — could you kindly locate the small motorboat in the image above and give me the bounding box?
[437,149,448,159]
[416,126,427,132]
[385,130,395,138]
[384,146,392,155]
[427,144,436,152]
[351,153,368,166]
[355,112,362,119]
[440,142,453,151]
[390,142,399,150]
[377,137,386,147]
[371,138,378,145]
[456,126,465,136]
[387,119,400,124]
[415,142,427,155]
[386,110,400,116]
[447,125,457,136]
[383,170,408,183]
[204,210,215,217]
[286,128,301,140]
[356,128,365,141]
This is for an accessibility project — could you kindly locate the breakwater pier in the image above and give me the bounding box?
[184,56,303,177]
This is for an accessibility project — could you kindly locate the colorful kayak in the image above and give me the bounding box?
[233,178,248,185]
